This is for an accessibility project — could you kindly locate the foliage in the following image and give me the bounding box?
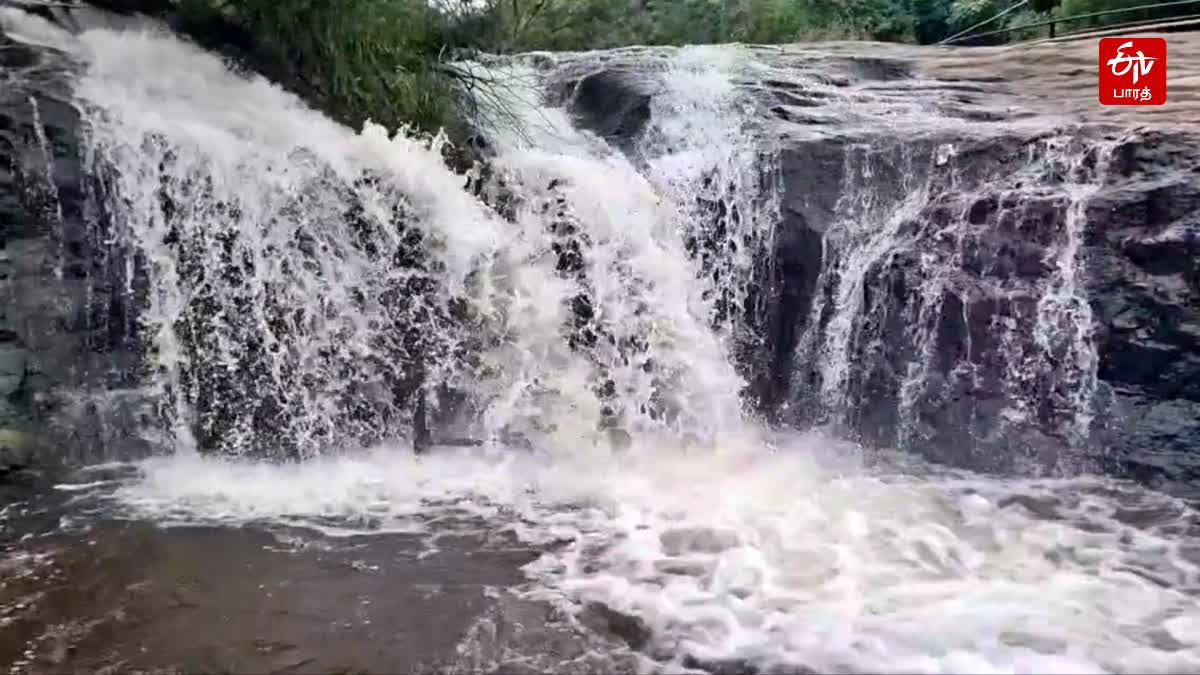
[175,0,1196,137]
[465,0,922,49]
[178,0,464,135]
[1055,0,1200,32]
[932,0,1200,44]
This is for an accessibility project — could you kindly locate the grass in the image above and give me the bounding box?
[176,0,464,137]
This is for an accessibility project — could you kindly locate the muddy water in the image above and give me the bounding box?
[768,29,1200,127]
[0,476,637,675]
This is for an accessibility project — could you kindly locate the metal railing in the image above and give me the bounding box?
[939,0,1200,45]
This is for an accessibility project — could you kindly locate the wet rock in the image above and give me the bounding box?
[659,527,740,556]
[0,343,27,397]
[762,123,1200,479]
[1084,131,1200,483]
[563,68,653,151]
[0,26,148,468]
[580,602,651,651]
[74,0,176,15]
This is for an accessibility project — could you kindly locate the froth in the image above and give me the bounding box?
[84,436,1200,674]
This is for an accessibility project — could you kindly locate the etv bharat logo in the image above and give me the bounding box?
[1099,37,1167,106]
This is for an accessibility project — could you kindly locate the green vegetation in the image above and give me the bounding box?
[174,0,1197,136]
[176,0,461,136]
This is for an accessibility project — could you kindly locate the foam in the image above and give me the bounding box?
[67,435,1200,674]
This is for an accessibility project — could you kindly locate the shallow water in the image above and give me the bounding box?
[0,474,638,674]
[6,435,1200,674]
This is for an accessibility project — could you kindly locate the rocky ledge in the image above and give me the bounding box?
[559,41,1199,488]
[2,3,1197,488]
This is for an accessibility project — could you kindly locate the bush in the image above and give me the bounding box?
[178,0,464,135]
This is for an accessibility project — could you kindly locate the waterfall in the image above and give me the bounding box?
[786,134,1119,469]
[28,95,65,281]
[6,10,1117,465]
[74,28,501,457]
[4,10,1200,675]
[42,20,773,458]
[632,46,780,366]
[445,45,785,451]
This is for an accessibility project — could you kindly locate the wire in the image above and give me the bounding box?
[960,0,1200,43]
[938,0,1031,45]
[1020,13,1200,44]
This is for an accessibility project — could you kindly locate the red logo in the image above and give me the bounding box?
[1099,37,1166,106]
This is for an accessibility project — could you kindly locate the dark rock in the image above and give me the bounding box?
[1083,132,1200,483]
[0,24,150,468]
[844,56,911,82]
[762,125,1200,479]
[77,0,176,14]
[565,68,654,151]
[579,602,651,651]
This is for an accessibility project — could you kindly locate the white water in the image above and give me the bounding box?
[460,50,754,445]
[105,444,1200,674]
[634,47,779,344]
[6,9,1200,675]
[64,22,601,455]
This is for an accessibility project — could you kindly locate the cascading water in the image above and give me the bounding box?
[27,96,65,281]
[59,24,767,457]
[72,27,514,458]
[787,132,1121,470]
[4,10,1200,675]
[631,47,779,372]
[454,48,763,448]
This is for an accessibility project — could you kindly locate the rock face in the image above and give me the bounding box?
[561,50,1200,485]
[1086,135,1200,485]
[773,129,1200,484]
[3,5,1197,484]
[0,25,152,470]
[1,32,75,464]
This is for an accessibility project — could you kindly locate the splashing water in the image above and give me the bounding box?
[634,47,779,342]
[72,26,580,457]
[104,439,1200,674]
[3,10,1199,675]
[460,50,757,447]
